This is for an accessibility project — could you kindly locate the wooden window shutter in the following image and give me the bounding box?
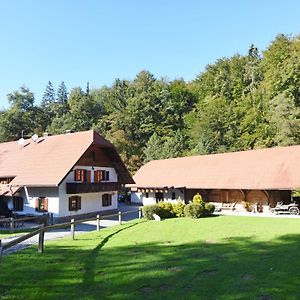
[94,171,98,182]
[44,197,49,212]
[86,170,91,183]
[101,170,106,181]
[75,170,79,181]
[69,197,72,211]
[78,196,81,209]
[82,169,86,182]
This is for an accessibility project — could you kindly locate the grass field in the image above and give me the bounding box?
[1,216,300,300]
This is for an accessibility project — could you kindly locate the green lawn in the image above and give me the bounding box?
[1,216,300,299]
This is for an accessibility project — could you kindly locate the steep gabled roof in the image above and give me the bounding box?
[0,130,133,190]
[133,145,300,190]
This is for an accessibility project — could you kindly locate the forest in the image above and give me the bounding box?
[0,34,299,173]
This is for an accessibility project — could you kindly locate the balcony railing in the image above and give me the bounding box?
[66,182,121,194]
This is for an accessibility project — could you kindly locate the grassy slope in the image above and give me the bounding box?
[1,216,300,300]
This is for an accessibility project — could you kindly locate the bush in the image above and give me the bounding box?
[192,193,205,207]
[142,202,174,220]
[157,201,175,219]
[172,197,185,217]
[184,203,206,218]
[204,203,215,215]
[142,205,162,220]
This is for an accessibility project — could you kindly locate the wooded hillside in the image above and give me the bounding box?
[1,34,299,173]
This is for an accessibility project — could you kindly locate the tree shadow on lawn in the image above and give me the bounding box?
[1,228,300,299]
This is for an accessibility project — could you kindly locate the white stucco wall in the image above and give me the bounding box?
[14,186,59,216]
[131,188,185,206]
[58,191,118,218]
[58,165,118,217]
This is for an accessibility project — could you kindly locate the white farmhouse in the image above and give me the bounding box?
[0,130,134,222]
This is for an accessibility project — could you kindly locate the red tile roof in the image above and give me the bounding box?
[133,146,300,190]
[0,130,133,192]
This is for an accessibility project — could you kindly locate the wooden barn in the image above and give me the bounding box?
[130,145,300,213]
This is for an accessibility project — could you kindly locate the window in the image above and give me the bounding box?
[74,169,86,182]
[100,170,109,181]
[13,196,24,211]
[172,192,176,200]
[145,192,149,198]
[74,169,91,182]
[94,170,101,182]
[35,197,48,212]
[155,192,164,203]
[102,194,112,207]
[69,196,81,211]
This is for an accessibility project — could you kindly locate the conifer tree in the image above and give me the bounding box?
[42,81,55,107]
[56,81,68,104]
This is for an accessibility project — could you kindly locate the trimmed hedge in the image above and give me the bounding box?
[142,205,162,220]
[205,203,215,215]
[143,200,215,220]
[157,201,175,219]
[184,203,206,218]
[142,202,174,220]
[172,199,185,217]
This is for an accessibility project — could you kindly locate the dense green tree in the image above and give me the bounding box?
[0,86,37,141]
[1,33,300,173]
[143,132,164,163]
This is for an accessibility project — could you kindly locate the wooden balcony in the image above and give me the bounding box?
[66,182,121,194]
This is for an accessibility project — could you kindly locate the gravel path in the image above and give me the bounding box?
[2,203,141,256]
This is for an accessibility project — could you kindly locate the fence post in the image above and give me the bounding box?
[38,225,45,253]
[0,239,3,267]
[118,211,122,225]
[50,213,54,225]
[71,219,75,240]
[96,215,100,232]
[10,217,14,233]
[139,207,142,219]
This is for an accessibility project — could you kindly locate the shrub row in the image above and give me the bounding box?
[142,197,215,220]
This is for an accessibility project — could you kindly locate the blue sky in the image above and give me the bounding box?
[0,0,300,108]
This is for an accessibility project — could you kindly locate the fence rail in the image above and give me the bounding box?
[0,208,142,262]
[0,214,50,233]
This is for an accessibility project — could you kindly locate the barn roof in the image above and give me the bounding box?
[0,130,133,194]
[132,145,300,190]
